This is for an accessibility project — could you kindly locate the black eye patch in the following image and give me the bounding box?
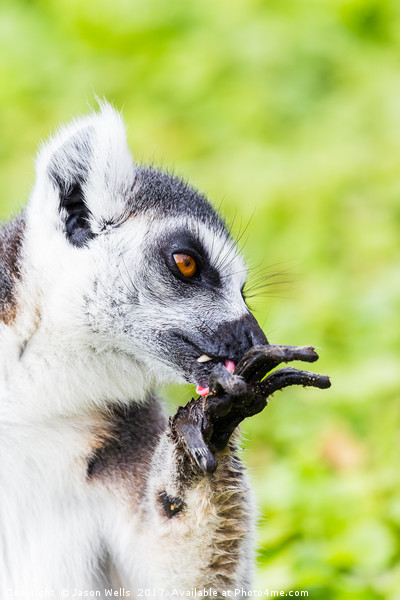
[159,230,221,289]
[159,491,184,519]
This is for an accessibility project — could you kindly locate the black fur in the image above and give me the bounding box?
[61,183,95,247]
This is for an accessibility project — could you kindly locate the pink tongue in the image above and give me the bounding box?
[196,385,209,397]
[224,359,236,374]
[196,360,236,397]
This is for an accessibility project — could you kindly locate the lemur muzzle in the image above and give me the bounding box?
[209,312,268,366]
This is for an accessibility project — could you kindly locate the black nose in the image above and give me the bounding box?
[210,312,268,364]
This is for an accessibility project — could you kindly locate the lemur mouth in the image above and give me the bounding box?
[195,357,236,396]
[160,327,258,395]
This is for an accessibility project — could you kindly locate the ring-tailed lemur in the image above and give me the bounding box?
[0,105,329,598]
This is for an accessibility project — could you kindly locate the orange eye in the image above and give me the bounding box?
[173,253,197,278]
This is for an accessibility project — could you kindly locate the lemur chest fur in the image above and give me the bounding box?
[0,415,102,590]
[0,401,164,588]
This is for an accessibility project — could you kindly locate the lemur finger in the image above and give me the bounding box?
[258,366,331,397]
[235,345,320,383]
[208,367,331,452]
[170,401,218,474]
[181,423,217,474]
[208,363,248,397]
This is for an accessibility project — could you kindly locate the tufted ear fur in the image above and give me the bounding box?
[32,103,135,247]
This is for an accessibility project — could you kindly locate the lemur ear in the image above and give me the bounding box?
[47,126,95,248]
[34,103,135,247]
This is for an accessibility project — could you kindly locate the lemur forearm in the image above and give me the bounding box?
[88,396,253,593]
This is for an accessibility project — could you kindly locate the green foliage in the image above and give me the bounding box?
[1,1,399,596]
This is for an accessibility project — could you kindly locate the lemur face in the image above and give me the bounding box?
[27,105,267,394]
[112,211,267,394]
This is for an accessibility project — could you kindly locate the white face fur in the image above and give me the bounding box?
[22,104,267,401]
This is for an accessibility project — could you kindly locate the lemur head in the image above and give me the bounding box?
[26,104,267,395]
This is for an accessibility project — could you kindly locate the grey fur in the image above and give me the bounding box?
[0,214,25,324]
[130,166,228,233]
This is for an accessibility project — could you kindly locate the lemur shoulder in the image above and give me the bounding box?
[0,105,330,598]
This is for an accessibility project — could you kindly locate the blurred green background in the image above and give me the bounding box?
[1,0,399,597]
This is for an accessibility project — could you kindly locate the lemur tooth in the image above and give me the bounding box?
[197,354,213,363]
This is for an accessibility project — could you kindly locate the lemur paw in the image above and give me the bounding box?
[170,344,331,474]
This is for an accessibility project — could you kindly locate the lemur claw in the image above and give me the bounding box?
[171,344,331,474]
